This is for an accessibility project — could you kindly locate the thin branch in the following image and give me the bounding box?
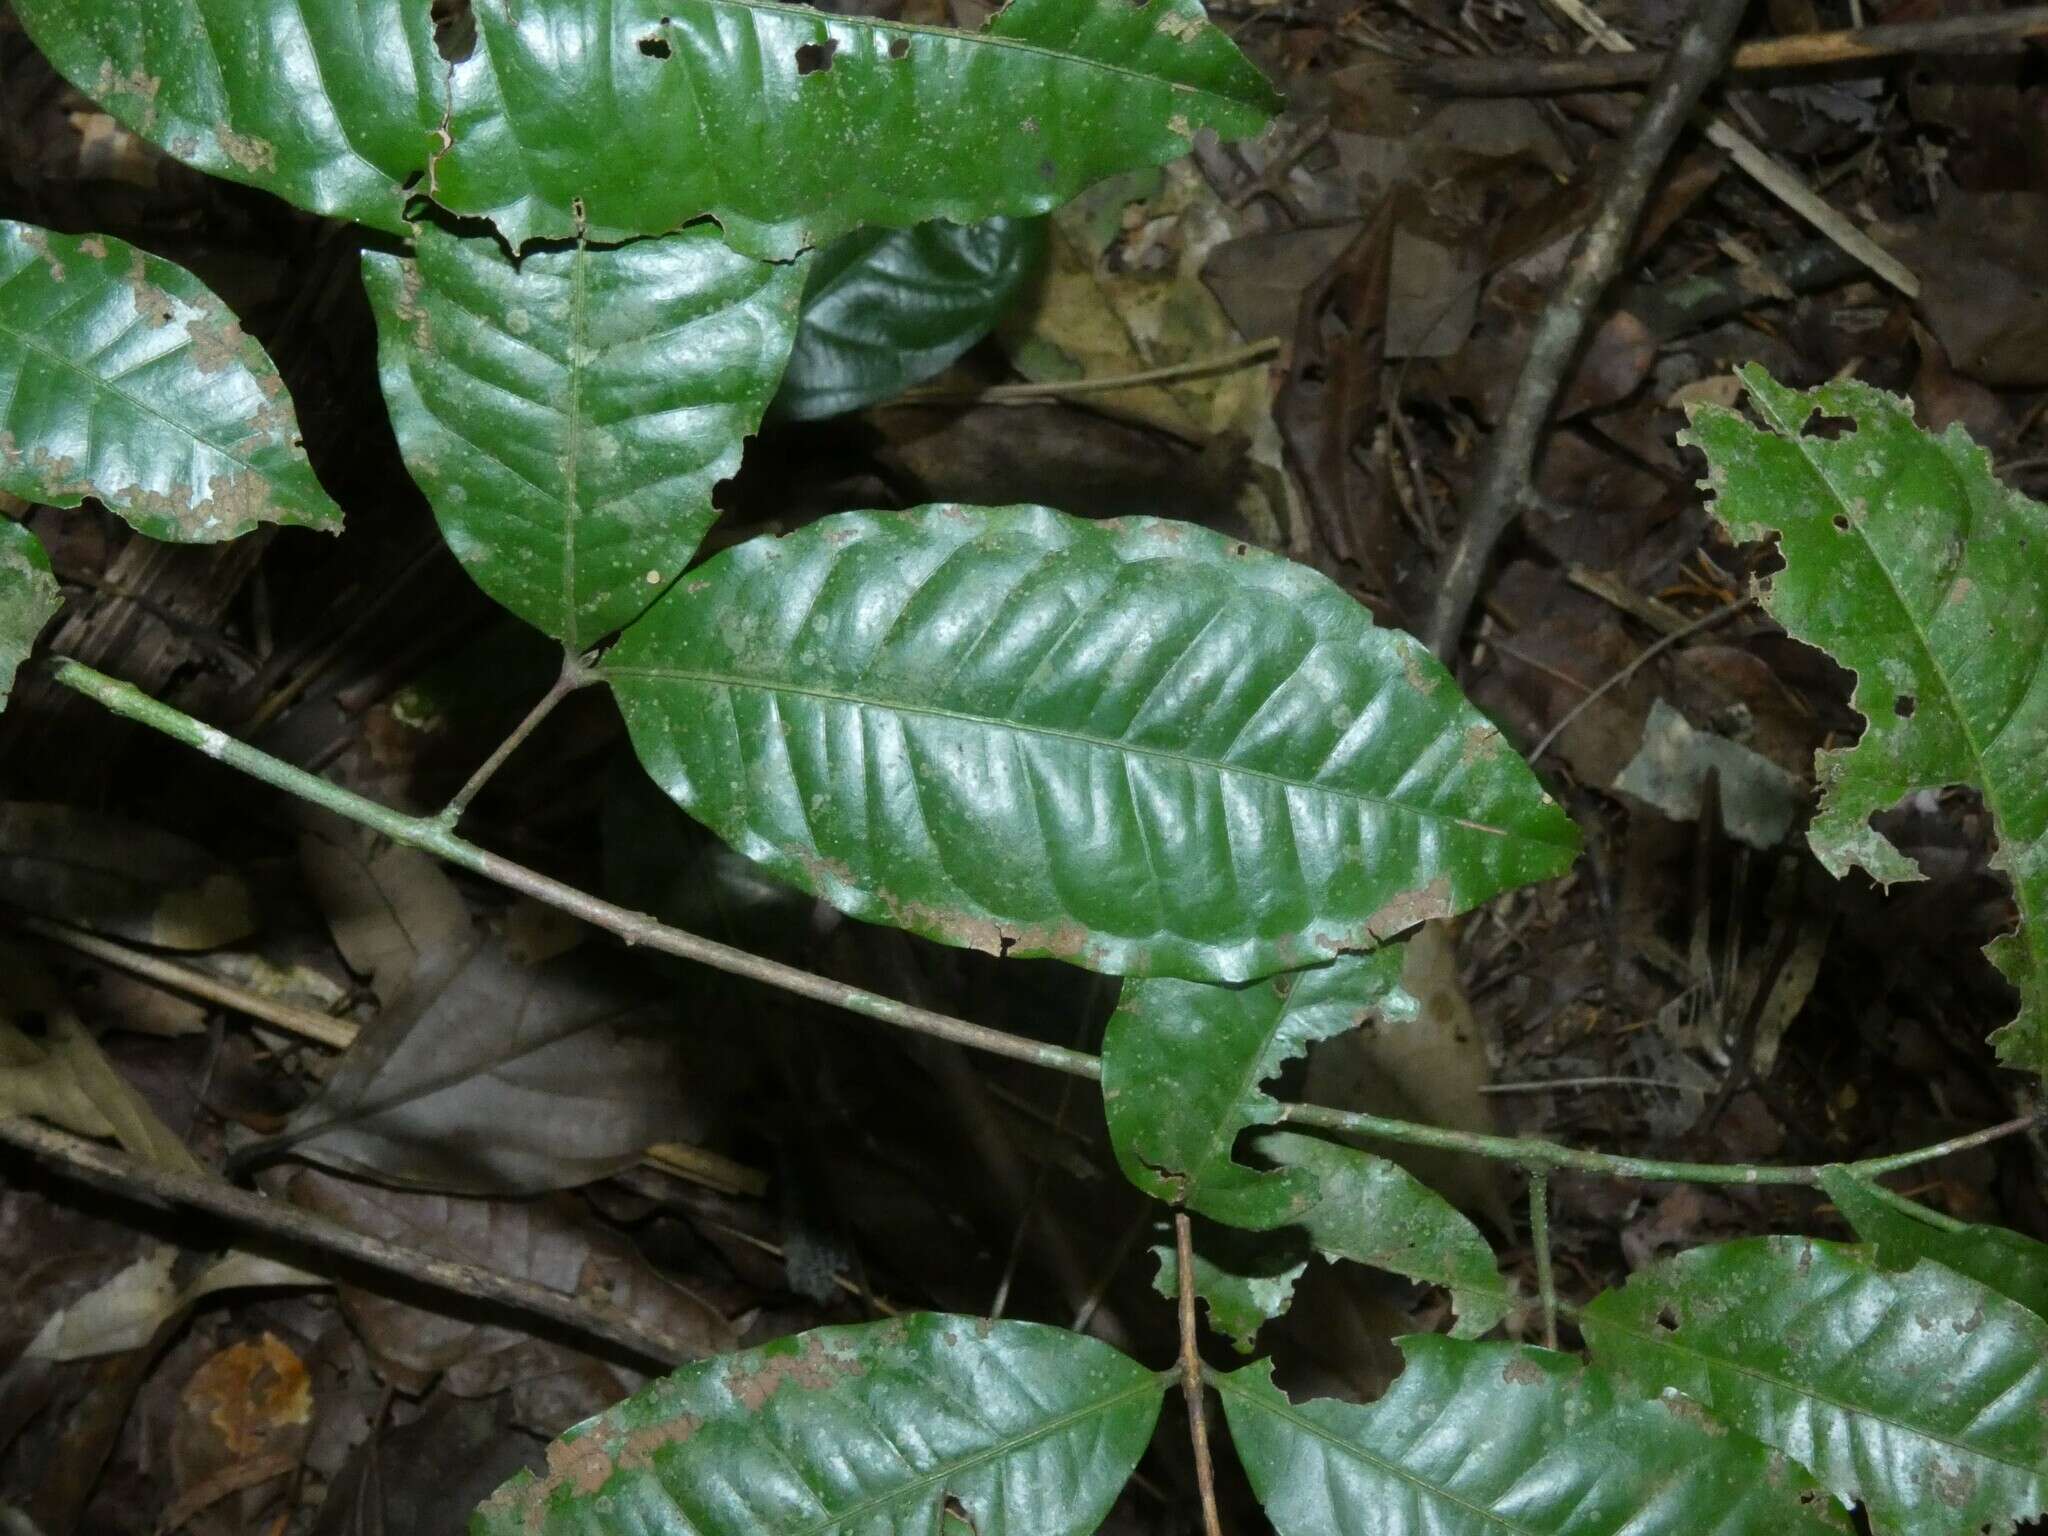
[0,1117,704,1368]
[1527,591,1752,762]
[50,657,2046,1189]
[1406,6,2048,96]
[1175,1211,1225,1536]
[438,652,597,826]
[1424,0,1753,660]
[1528,1169,1558,1349]
[891,338,1282,407]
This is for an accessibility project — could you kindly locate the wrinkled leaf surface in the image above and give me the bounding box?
[1218,1338,1849,1536]
[15,0,1278,256]
[1583,1236,2048,1535]
[473,1314,1166,1535]
[0,221,340,540]
[364,225,806,647]
[606,506,1579,982]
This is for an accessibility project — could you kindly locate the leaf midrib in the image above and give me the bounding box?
[603,665,1570,846]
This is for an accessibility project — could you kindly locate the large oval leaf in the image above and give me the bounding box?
[775,217,1047,421]
[1583,1236,2048,1535]
[15,0,1278,257]
[1217,1338,1850,1536]
[472,1314,1167,1534]
[1687,367,2048,1078]
[605,506,1579,982]
[0,222,341,541]
[1103,950,1407,1226]
[1,520,59,713]
[364,223,805,648]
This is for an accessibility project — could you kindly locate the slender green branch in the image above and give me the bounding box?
[49,656,2045,1191]
[1528,1169,1557,1350]
[438,651,599,826]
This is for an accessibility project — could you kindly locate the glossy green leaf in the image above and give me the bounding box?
[775,217,1047,421]
[1258,1129,1510,1337]
[606,506,1579,982]
[1217,1337,1850,1536]
[364,224,804,649]
[1,520,59,713]
[1819,1166,2048,1324]
[1151,1220,1308,1353]
[471,1313,1167,1535]
[0,222,341,541]
[17,0,1278,258]
[1687,367,2048,1077]
[1583,1236,2048,1535]
[1103,950,1406,1226]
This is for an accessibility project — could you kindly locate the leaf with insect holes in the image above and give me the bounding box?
[471,1314,1167,1535]
[1102,949,1407,1227]
[1217,1337,1850,1536]
[14,0,1278,257]
[775,217,1048,421]
[363,224,806,649]
[0,222,340,541]
[1687,366,2048,1079]
[1257,1129,1511,1337]
[1583,1236,2048,1536]
[1151,1219,1308,1353]
[605,507,1579,982]
[1,519,58,714]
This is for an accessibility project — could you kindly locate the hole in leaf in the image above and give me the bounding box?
[941,1494,977,1534]
[997,934,1017,958]
[795,38,838,73]
[1831,513,1851,532]
[638,33,671,56]
[430,0,476,63]
[1655,1303,1681,1332]
[1232,542,1249,556]
[1895,693,1917,718]
[887,36,910,58]
[1804,412,1856,441]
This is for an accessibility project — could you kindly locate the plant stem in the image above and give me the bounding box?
[49,656,2045,1191]
[1175,1211,1225,1536]
[438,652,596,826]
[1529,1168,1558,1349]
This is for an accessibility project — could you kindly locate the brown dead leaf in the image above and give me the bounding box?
[0,802,254,950]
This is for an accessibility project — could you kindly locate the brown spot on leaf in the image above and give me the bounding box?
[213,125,279,174]
[18,227,63,281]
[616,1416,702,1473]
[725,1334,865,1412]
[1659,1392,1727,1434]
[1501,1356,1546,1387]
[1461,724,1501,766]
[184,318,250,376]
[1360,873,1453,942]
[79,237,107,260]
[1927,1460,1978,1509]
[92,62,162,128]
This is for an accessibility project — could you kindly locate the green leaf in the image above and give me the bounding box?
[363,224,805,649]
[16,0,1278,258]
[1103,950,1406,1226]
[1819,1166,2048,1324]
[775,217,1047,421]
[1217,1337,1850,1536]
[0,223,341,541]
[1583,1236,2048,1535]
[1686,367,2048,1077]
[1,519,59,713]
[1258,1129,1510,1337]
[605,507,1579,982]
[471,1314,1167,1535]
[1150,1220,1308,1353]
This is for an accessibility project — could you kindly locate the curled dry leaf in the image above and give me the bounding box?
[0,801,254,951]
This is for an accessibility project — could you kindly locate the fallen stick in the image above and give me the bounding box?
[1425,0,1753,660]
[1408,6,2048,95]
